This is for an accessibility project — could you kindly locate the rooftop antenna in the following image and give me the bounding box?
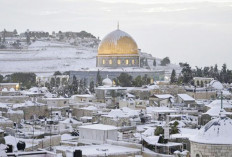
[117,21,119,30]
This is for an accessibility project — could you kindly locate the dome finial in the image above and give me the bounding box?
[117,21,119,30]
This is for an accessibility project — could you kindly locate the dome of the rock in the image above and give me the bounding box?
[98,29,138,55]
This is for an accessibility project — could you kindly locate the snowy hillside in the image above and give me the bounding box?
[0,39,181,76]
[0,40,98,76]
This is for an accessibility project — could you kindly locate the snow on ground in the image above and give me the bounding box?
[56,144,140,156]
[0,40,181,76]
[0,40,97,76]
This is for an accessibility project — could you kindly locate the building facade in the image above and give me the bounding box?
[97,27,140,68]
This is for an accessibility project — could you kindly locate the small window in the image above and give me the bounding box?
[109,59,112,64]
[117,59,121,65]
[103,59,105,64]
[132,60,135,65]
[126,59,129,65]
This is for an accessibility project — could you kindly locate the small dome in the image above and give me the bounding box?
[209,80,223,90]
[191,115,232,144]
[102,77,113,87]
[98,29,138,55]
[2,88,8,92]
[9,88,15,92]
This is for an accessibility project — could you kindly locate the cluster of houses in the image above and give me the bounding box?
[0,77,232,157]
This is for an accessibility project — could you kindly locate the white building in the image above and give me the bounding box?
[79,124,118,144]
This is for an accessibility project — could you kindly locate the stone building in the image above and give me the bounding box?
[79,124,118,144]
[193,77,214,87]
[190,113,232,157]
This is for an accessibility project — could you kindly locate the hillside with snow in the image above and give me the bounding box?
[0,39,181,76]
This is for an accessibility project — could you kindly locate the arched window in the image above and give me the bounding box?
[109,59,112,65]
[132,59,135,65]
[196,154,200,157]
[102,59,105,65]
[126,59,129,65]
[117,59,121,65]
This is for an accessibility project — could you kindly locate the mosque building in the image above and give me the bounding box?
[97,24,140,68]
[70,24,165,84]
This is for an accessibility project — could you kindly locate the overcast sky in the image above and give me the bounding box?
[1,0,232,68]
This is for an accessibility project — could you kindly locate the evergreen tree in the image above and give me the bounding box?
[170,69,177,84]
[96,70,102,86]
[195,66,203,77]
[50,78,56,88]
[10,72,36,89]
[89,81,95,93]
[203,67,210,77]
[213,64,219,80]
[161,57,170,66]
[133,75,143,87]
[153,59,156,66]
[56,77,60,87]
[26,34,31,45]
[53,71,62,76]
[181,63,193,84]
[220,64,227,83]
[79,79,85,94]
[155,126,164,136]
[142,74,150,85]
[13,29,17,35]
[0,74,3,83]
[3,29,6,43]
[72,76,79,94]
[117,73,133,87]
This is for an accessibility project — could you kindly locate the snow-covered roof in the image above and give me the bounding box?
[72,94,94,98]
[56,144,140,156]
[143,136,182,147]
[60,118,82,124]
[104,109,128,118]
[12,101,46,108]
[177,94,195,101]
[190,116,232,144]
[206,100,232,108]
[171,128,198,139]
[153,94,174,99]
[80,106,97,111]
[146,107,177,114]
[204,108,232,117]
[79,124,117,130]
[209,80,223,90]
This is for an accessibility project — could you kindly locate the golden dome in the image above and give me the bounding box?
[98,29,138,56]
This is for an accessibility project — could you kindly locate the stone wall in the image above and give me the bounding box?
[69,70,165,85]
[14,105,49,120]
[4,110,24,123]
[0,96,30,103]
[72,108,95,120]
[190,141,232,157]
[100,116,131,127]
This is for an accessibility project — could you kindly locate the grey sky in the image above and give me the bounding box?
[0,0,232,68]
